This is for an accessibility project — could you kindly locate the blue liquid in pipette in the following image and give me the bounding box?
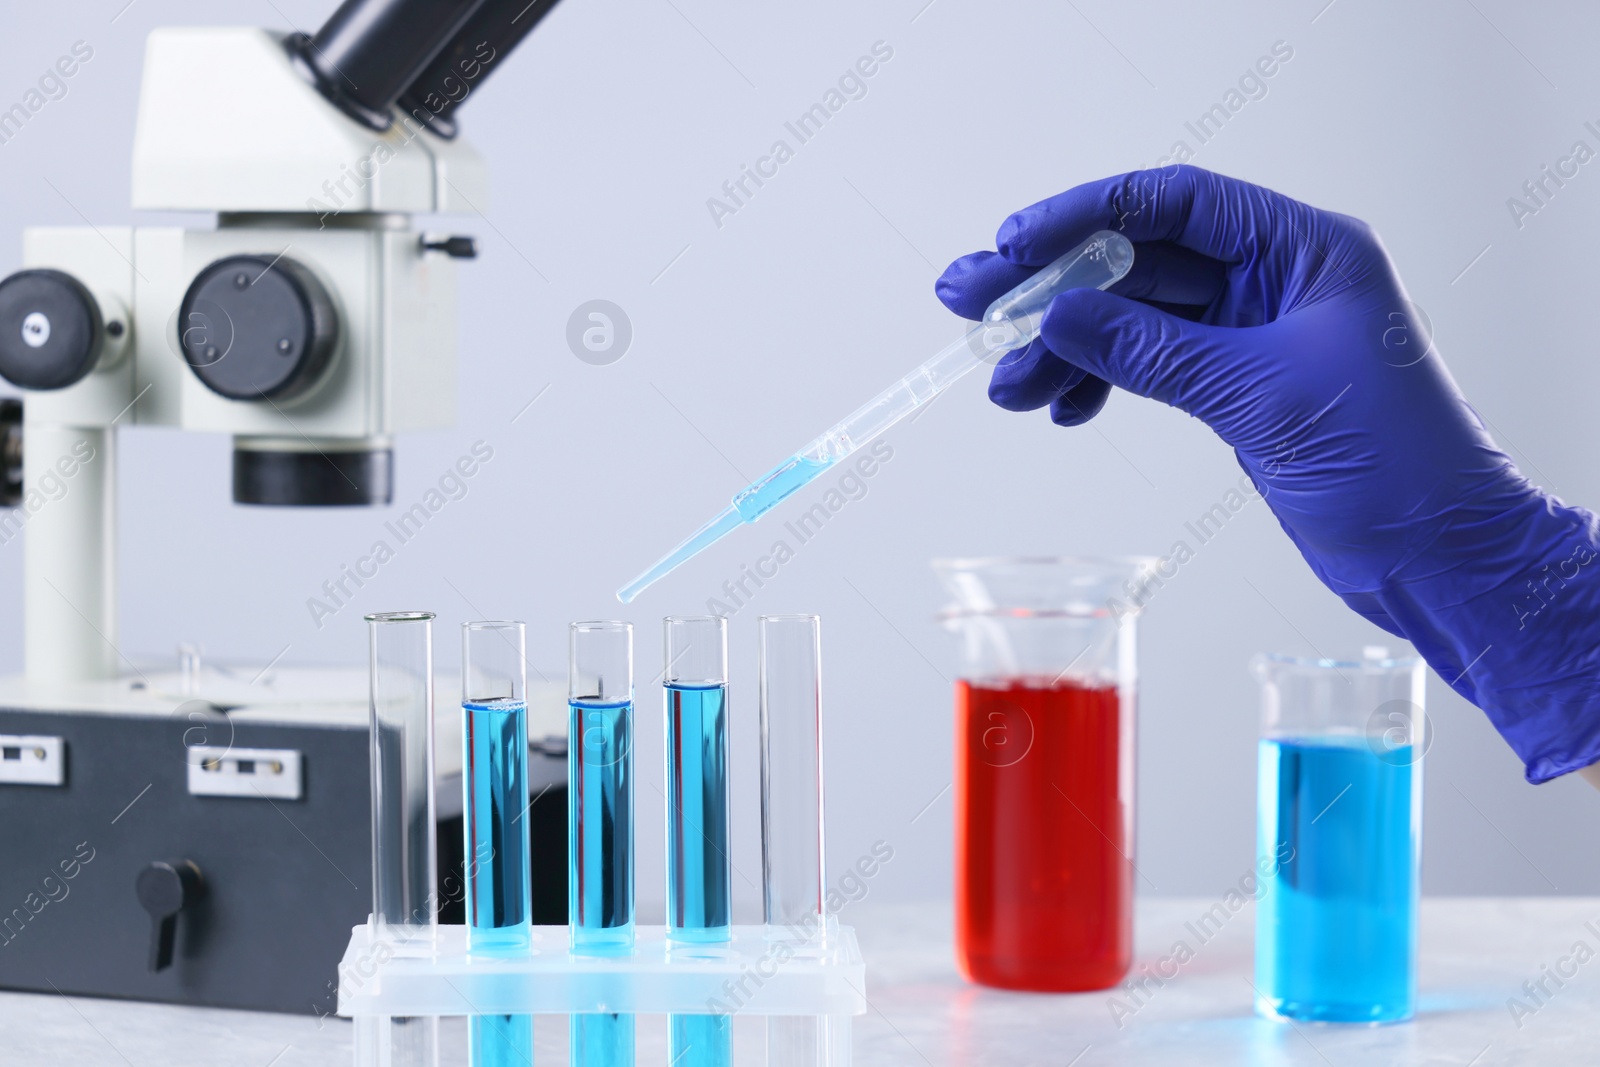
[1256,736,1418,1023]
[670,1014,732,1067]
[470,1014,533,1067]
[666,682,731,940]
[616,456,835,604]
[733,454,835,521]
[463,699,531,950]
[569,698,635,950]
[571,1013,634,1067]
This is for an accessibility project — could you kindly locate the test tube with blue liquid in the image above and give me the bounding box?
[1254,649,1425,1024]
[568,621,635,1066]
[462,621,533,1066]
[665,616,732,1067]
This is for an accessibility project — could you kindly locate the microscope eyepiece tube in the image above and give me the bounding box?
[290,0,490,131]
[396,0,564,139]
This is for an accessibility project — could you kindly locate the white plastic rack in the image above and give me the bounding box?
[337,922,865,1065]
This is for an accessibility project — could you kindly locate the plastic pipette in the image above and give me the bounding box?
[616,230,1136,603]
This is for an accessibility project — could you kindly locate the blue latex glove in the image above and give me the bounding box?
[937,165,1600,783]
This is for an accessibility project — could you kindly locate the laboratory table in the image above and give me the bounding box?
[1,898,1592,1065]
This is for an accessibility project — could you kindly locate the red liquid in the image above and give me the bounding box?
[954,678,1131,991]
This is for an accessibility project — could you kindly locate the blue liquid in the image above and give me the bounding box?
[733,454,834,521]
[617,455,834,603]
[665,682,731,940]
[670,1014,731,1067]
[571,1013,634,1067]
[569,698,634,950]
[1256,735,1419,1023]
[463,700,531,950]
[665,683,732,1067]
[470,1014,532,1067]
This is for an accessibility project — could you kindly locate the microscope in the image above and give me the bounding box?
[0,0,564,1015]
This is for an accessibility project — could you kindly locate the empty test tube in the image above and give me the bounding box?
[760,615,831,1067]
[368,611,439,950]
[462,621,533,1067]
[366,611,439,1067]
[760,615,826,939]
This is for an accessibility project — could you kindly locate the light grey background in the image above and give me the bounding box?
[1,0,1596,915]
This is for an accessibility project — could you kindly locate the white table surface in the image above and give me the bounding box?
[1,898,1592,1065]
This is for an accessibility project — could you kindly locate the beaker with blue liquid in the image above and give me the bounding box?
[1253,648,1425,1024]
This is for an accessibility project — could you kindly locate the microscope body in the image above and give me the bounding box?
[0,19,573,1015]
[13,26,479,683]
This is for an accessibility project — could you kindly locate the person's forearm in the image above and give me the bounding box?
[1376,491,1600,784]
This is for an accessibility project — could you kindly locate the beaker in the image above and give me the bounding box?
[1253,649,1425,1023]
[933,556,1153,992]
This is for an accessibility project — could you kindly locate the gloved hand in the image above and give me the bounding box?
[937,165,1600,783]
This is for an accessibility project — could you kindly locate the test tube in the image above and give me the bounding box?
[568,620,636,948]
[462,621,532,1067]
[366,611,438,1067]
[760,616,831,1067]
[462,621,532,947]
[664,615,732,941]
[569,622,635,1067]
[368,611,439,950]
[570,1014,633,1067]
[664,616,733,1067]
[759,615,826,939]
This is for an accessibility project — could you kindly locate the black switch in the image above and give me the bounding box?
[136,861,204,972]
[420,234,477,259]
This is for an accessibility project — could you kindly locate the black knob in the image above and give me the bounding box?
[136,860,204,972]
[420,234,477,259]
[0,269,104,391]
[178,254,340,402]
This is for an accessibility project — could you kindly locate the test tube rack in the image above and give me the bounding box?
[336,922,865,1064]
[358,612,851,1064]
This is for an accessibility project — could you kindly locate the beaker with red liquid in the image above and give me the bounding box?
[935,556,1153,992]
